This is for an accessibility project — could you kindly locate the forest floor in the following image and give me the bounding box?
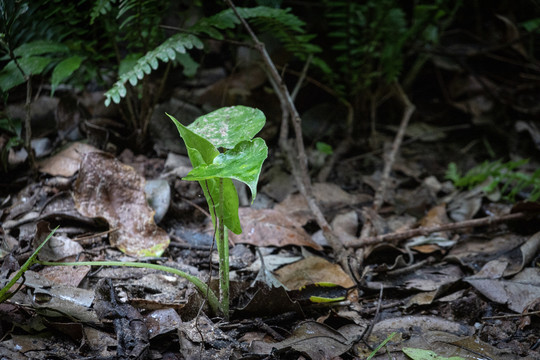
[1,31,540,360]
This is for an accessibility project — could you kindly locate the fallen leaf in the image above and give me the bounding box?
[39,142,101,177]
[73,152,169,257]
[250,321,360,360]
[230,208,322,250]
[275,182,371,225]
[465,264,540,313]
[275,256,355,290]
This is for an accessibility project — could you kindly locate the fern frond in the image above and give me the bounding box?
[446,159,540,202]
[195,6,320,57]
[192,6,306,40]
[104,33,203,106]
[90,0,116,25]
[105,5,320,105]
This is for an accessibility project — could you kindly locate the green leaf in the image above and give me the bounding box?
[51,55,83,95]
[521,17,540,32]
[104,33,203,106]
[13,40,69,57]
[167,113,219,167]
[188,106,266,149]
[201,178,242,234]
[184,138,268,202]
[119,53,141,76]
[316,141,333,155]
[176,53,199,77]
[167,113,243,234]
[402,347,465,360]
[90,0,114,24]
[0,57,54,92]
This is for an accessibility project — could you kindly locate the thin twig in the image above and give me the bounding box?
[24,76,37,174]
[482,311,540,320]
[353,211,528,247]
[224,0,347,267]
[372,82,415,212]
[291,54,312,101]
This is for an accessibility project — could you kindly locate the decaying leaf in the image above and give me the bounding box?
[250,321,361,359]
[465,262,540,313]
[73,152,169,257]
[38,142,102,177]
[230,208,322,250]
[275,256,355,290]
[275,182,372,225]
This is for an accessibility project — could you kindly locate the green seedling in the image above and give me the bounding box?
[446,159,540,202]
[0,226,59,303]
[167,105,268,318]
[366,332,397,360]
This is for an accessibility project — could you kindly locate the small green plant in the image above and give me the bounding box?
[167,105,268,318]
[366,332,397,360]
[2,106,268,319]
[446,159,540,201]
[0,226,59,303]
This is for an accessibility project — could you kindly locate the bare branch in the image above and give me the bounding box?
[354,211,528,247]
[224,0,348,264]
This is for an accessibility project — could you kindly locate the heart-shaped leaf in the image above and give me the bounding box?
[167,112,241,234]
[184,138,268,203]
[167,113,219,167]
[188,106,265,149]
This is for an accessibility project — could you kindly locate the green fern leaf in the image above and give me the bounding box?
[447,159,540,202]
[104,33,203,106]
[90,0,115,24]
[51,55,83,95]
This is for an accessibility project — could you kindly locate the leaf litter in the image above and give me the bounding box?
[2,119,540,360]
[2,19,540,360]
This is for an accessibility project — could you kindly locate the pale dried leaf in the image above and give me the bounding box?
[73,152,169,257]
[231,208,322,250]
[38,142,102,177]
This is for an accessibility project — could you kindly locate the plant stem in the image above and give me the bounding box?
[38,260,221,315]
[217,178,230,319]
[0,226,58,302]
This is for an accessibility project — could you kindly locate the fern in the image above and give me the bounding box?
[446,159,540,202]
[105,33,203,105]
[194,6,320,58]
[90,0,115,25]
[322,0,459,97]
[104,6,320,105]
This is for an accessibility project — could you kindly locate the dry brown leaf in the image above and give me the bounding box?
[73,152,169,257]
[275,256,355,290]
[38,142,102,177]
[230,208,322,250]
[274,182,371,225]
